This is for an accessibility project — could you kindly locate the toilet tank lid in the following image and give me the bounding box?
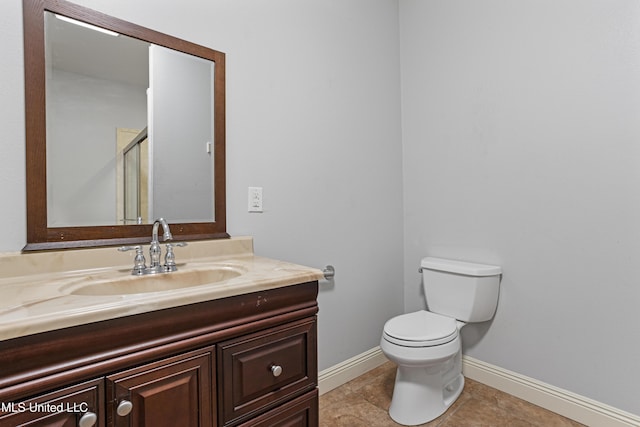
[421,257,501,277]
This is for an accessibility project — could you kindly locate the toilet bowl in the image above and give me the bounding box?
[380,257,501,426]
[381,310,465,425]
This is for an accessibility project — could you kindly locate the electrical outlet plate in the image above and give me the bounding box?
[248,187,263,212]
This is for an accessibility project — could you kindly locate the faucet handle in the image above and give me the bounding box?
[164,242,187,272]
[118,246,147,275]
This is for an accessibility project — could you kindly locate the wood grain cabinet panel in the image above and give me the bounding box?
[107,347,214,427]
[237,390,318,427]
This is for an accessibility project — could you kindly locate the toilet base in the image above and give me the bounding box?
[389,367,464,426]
[382,341,464,426]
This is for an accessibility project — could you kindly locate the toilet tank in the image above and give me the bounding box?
[421,257,502,323]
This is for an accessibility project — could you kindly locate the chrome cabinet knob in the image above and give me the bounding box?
[116,400,133,417]
[78,411,97,427]
[270,364,283,377]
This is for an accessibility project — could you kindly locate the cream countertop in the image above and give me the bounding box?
[0,237,324,341]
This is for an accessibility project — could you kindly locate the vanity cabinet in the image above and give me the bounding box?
[0,281,318,427]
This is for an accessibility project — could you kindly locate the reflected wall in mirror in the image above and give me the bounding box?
[24,0,228,250]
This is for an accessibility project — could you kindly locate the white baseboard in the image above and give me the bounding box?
[318,347,640,427]
[463,355,640,427]
[318,347,388,395]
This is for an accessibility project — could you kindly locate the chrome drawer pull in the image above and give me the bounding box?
[270,364,283,377]
[78,412,97,427]
[117,400,133,417]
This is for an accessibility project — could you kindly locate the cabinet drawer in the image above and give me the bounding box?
[218,318,317,426]
[237,389,318,427]
[0,378,104,427]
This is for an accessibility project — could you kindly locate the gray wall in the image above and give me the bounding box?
[400,0,640,415]
[47,69,147,226]
[0,0,27,248]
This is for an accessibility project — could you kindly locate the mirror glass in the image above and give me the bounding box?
[45,11,214,227]
[24,0,227,250]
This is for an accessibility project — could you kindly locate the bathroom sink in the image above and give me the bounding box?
[70,266,243,296]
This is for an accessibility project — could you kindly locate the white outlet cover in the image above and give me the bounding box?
[248,187,263,212]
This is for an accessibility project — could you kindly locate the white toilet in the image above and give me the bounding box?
[380,257,502,426]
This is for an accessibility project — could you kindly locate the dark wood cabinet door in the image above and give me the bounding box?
[0,378,104,427]
[107,347,214,427]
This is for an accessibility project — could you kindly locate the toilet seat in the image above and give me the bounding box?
[383,310,458,347]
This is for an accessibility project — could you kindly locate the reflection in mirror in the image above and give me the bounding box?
[45,11,215,227]
[24,0,227,250]
[148,46,215,224]
[119,127,148,225]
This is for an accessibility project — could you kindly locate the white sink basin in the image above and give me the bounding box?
[70,266,244,296]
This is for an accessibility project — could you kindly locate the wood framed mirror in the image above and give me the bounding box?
[23,0,228,251]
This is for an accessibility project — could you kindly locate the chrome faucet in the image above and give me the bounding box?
[149,218,173,272]
[118,218,187,275]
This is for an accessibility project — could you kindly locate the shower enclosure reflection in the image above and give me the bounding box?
[124,138,142,225]
[119,128,148,225]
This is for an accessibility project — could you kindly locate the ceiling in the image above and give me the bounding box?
[45,11,150,88]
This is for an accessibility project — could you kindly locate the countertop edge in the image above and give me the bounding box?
[0,254,324,342]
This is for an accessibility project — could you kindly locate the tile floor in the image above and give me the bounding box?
[319,361,586,427]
